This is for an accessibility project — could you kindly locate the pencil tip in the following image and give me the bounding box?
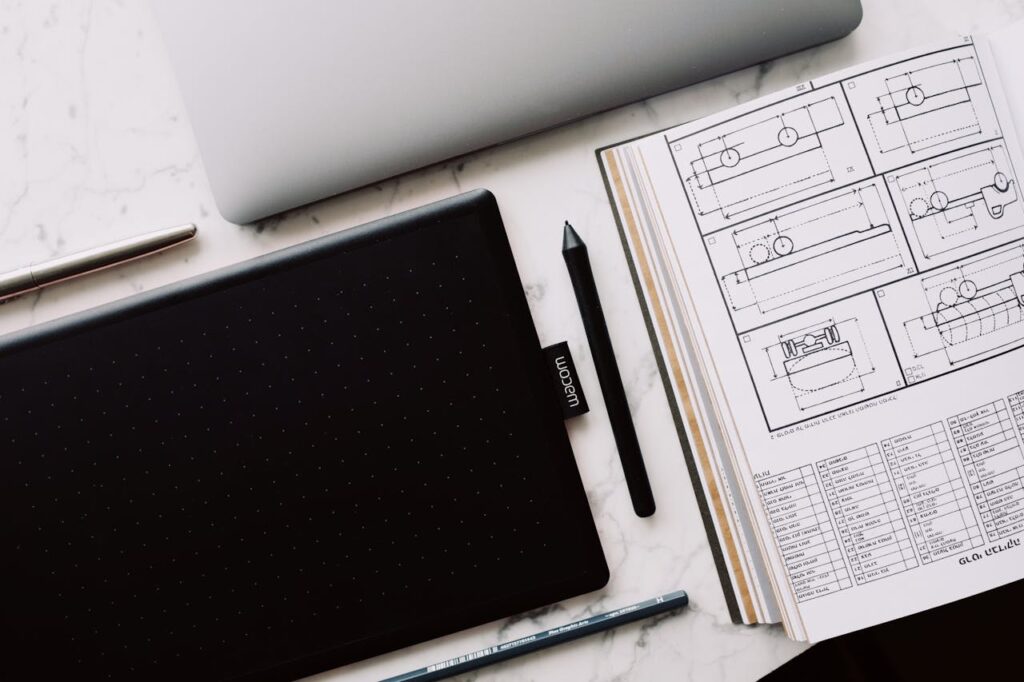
[562,221,584,251]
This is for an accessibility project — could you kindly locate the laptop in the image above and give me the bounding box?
[152,0,862,224]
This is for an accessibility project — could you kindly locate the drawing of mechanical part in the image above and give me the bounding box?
[782,324,841,358]
[776,324,858,399]
[928,265,1024,349]
[697,98,841,179]
[745,232,794,265]
[685,96,843,225]
[715,121,800,172]
[902,245,1024,368]
[866,55,984,157]
[884,57,979,122]
[738,185,888,270]
[907,169,1017,223]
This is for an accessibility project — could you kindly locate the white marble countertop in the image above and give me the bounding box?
[2,1,1022,680]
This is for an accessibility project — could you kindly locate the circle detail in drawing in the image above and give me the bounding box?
[909,197,930,219]
[773,235,794,256]
[959,279,978,299]
[720,147,741,168]
[749,243,771,264]
[906,86,926,106]
[778,127,799,147]
[930,191,949,211]
[994,172,1010,192]
[939,287,959,307]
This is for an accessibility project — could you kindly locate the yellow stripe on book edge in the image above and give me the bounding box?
[604,147,756,623]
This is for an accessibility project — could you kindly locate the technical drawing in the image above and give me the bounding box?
[682,96,844,224]
[742,295,906,430]
[866,55,984,156]
[713,181,913,330]
[764,317,876,413]
[892,143,1023,263]
[902,241,1024,369]
[842,43,1002,174]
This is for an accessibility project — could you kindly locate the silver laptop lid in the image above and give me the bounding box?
[152,0,862,224]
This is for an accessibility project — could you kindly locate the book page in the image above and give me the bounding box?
[603,134,787,626]
[601,35,1024,641]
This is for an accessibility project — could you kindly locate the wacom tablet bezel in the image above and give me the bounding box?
[0,190,608,681]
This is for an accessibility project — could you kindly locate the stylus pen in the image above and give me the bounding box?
[381,590,688,682]
[562,221,656,517]
[0,223,197,303]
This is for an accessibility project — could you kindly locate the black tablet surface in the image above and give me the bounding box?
[0,190,607,680]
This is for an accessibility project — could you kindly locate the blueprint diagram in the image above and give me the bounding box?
[765,316,876,412]
[669,83,873,235]
[868,56,983,154]
[707,178,915,331]
[843,43,1002,173]
[739,295,905,430]
[879,240,1024,383]
[889,142,1023,266]
[667,38,1022,429]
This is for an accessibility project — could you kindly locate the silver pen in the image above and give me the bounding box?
[0,223,197,302]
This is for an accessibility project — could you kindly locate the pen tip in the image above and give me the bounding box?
[562,221,584,251]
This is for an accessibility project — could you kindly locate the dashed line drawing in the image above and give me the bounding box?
[765,317,876,413]
[680,96,844,225]
[902,241,1024,369]
[842,43,1002,175]
[712,180,912,330]
[866,55,984,156]
[892,143,1022,263]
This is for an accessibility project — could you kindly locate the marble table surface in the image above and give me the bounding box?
[2,1,1022,679]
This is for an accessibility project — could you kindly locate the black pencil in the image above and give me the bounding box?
[380,591,688,681]
[562,221,656,517]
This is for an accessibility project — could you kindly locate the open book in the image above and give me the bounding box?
[598,25,1024,641]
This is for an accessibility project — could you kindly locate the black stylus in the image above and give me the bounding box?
[562,221,656,517]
